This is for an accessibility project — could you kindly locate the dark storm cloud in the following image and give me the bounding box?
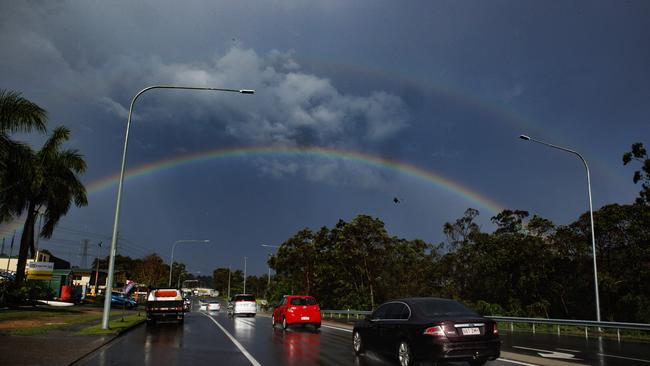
[2,0,650,275]
[0,1,413,187]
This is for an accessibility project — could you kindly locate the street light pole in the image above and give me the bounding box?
[519,134,601,323]
[243,256,247,293]
[169,239,209,287]
[261,244,280,289]
[227,266,231,298]
[101,85,254,329]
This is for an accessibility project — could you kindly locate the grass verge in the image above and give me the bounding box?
[0,308,81,321]
[74,313,145,336]
[10,313,104,335]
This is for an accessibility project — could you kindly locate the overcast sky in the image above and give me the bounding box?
[1,1,649,276]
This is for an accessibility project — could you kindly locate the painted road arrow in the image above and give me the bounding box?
[513,346,581,360]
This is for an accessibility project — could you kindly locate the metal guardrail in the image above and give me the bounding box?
[321,309,370,321]
[490,316,650,341]
[321,310,650,341]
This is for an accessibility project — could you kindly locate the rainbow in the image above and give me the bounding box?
[0,146,505,237]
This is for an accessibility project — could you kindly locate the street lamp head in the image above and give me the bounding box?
[519,134,531,141]
[239,89,255,94]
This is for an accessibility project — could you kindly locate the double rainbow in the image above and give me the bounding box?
[1,146,505,236]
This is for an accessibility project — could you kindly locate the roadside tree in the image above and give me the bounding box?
[1,126,87,283]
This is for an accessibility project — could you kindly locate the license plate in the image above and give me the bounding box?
[461,327,480,335]
[301,316,310,320]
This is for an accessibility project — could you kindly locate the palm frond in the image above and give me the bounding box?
[0,89,47,133]
[39,126,70,159]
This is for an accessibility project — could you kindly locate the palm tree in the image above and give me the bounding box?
[1,126,88,283]
[1,90,48,223]
[0,89,47,176]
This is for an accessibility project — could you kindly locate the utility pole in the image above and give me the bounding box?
[227,266,231,299]
[81,239,90,268]
[94,242,102,296]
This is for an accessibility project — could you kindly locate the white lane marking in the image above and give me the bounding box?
[202,313,262,366]
[556,348,580,353]
[597,353,650,363]
[497,358,540,366]
[321,324,352,333]
[513,346,580,360]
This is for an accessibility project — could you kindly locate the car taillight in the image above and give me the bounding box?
[493,323,499,335]
[423,325,446,337]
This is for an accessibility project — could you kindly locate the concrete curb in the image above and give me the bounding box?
[68,319,145,365]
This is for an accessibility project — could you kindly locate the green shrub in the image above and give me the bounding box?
[0,280,54,307]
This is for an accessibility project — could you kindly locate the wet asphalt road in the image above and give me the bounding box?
[500,331,650,366]
[75,309,514,366]
[74,301,650,366]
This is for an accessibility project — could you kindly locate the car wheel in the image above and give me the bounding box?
[282,317,289,330]
[353,331,364,355]
[271,315,276,327]
[468,359,487,366]
[314,322,321,329]
[398,340,413,366]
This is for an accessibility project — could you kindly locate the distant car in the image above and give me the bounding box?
[227,294,256,317]
[208,301,221,311]
[183,298,191,312]
[0,271,15,282]
[111,293,137,308]
[199,300,208,311]
[352,298,500,366]
[272,295,321,330]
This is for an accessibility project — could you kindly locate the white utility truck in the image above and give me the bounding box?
[146,289,184,324]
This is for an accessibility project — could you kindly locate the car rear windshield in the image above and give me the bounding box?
[290,297,317,305]
[234,295,255,302]
[413,299,477,318]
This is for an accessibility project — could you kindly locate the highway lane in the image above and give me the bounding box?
[74,306,530,366]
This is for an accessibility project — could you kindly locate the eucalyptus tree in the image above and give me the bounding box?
[1,126,87,283]
[274,228,317,294]
[623,142,649,205]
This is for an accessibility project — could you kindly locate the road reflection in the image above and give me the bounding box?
[271,326,322,365]
[232,316,256,341]
[94,322,184,366]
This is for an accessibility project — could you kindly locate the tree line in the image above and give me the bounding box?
[90,253,272,299]
[266,146,650,322]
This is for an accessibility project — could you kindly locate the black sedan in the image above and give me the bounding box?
[352,297,500,366]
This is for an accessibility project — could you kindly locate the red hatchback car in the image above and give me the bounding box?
[272,295,322,330]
